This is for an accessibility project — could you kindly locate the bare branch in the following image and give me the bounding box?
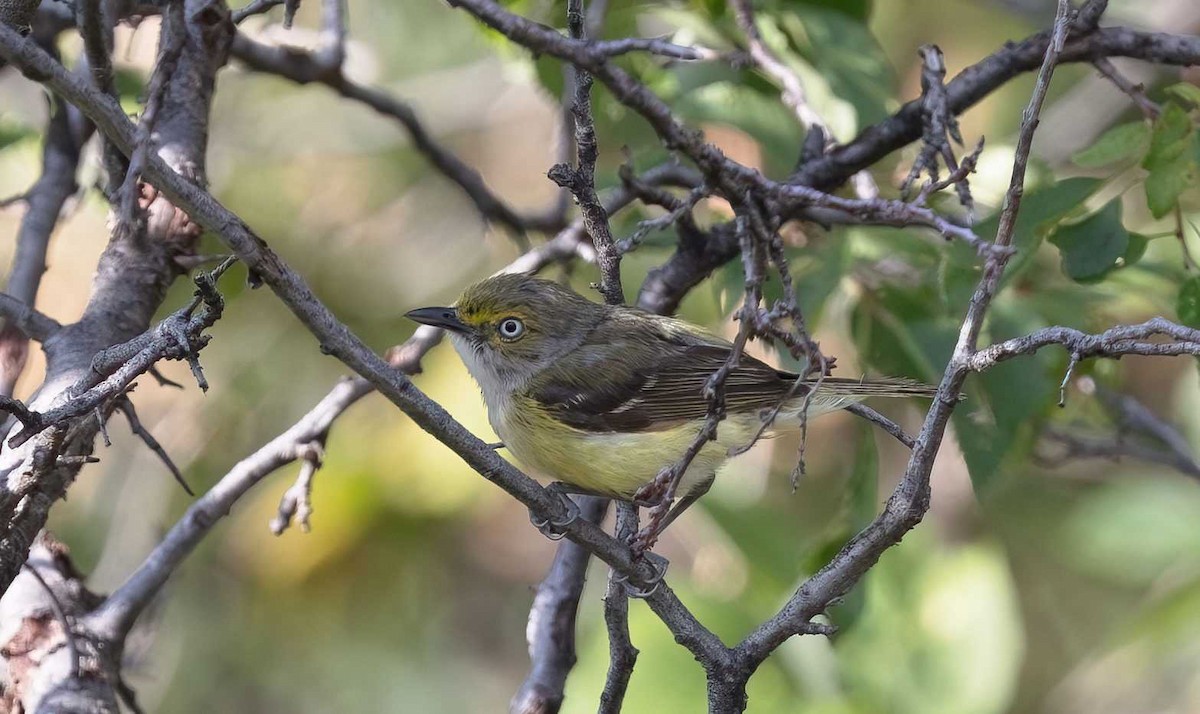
[901,44,977,215]
[0,30,87,396]
[7,259,237,449]
[117,0,186,238]
[965,318,1200,370]
[76,0,127,190]
[735,0,1076,672]
[0,294,62,342]
[594,36,720,62]
[510,496,608,714]
[598,502,638,714]
[730,0,877,199]
[1040,427,1200,479]
[313,0,344,70]
[547,0,623,306]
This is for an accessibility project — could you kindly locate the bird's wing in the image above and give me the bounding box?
[530,322,800,433]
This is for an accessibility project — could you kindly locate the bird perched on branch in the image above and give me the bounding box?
[407,273,934,552]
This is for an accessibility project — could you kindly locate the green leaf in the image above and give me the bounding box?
[1166,82,1200,108]
[1124,232,1150,266]
[1047,199,1129,281]
[826,423,877,632]
[1071,121,1150,167]
[1060,478,1200,585]
[941,178,1102,306]
[1177,276,1200,328]
[1142,102,1198,218]
[952,303,1056,490]
[775,5,895,129]
[848,424,878,529]
[851,285,958,383]
[0,117,34,151]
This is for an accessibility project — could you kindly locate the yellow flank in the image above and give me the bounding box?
[498,395,736,498]
[498,392,853,499]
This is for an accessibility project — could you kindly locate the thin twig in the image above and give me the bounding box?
[1093,56,1160,118]
[547,0,624,306]
[598,502,639,714]
[844,403,916,450]
[7,259,237,448]
[116,396,194,496]
[76,0,127,189]
[231,0,285,23]
[117,0,186,239]
[731,0,877,199]
[735,0,1077,675]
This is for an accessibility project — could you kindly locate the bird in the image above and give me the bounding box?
[406,273,935,547]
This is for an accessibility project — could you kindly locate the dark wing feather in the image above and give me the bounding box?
[531,320,802,433]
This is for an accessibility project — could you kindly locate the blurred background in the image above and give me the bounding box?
[2,0,1200,711]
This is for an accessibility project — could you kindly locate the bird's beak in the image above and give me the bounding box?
[405,306,469,333]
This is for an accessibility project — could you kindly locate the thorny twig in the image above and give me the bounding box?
[735,0,1077,684]
[115,396,194,495]
[901,45,978,216]
[7,258,238,448]
[547,0,624,306]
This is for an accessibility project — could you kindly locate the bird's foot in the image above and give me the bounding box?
[528,482,581,541]
[613,551,669,599]
[632,471,674,508]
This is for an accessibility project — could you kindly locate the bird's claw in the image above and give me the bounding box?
[613,552,669,599]
[528,483,580,541]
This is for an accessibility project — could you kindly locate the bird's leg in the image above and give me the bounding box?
[528,481,598,541]
[628,475,715,557]
[632,469,675,508]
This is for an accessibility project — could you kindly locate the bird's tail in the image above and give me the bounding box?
[782,376,938,419]
[814,376,939,400]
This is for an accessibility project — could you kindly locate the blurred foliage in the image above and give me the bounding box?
[2,0,1200,712]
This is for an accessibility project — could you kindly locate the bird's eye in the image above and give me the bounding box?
[497,317,525,341]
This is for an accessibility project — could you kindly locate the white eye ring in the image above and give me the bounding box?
[498,317,525,341]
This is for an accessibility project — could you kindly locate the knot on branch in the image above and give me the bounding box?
[547,162,584,194]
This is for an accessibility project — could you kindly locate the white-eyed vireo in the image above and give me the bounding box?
[407,274,933,534]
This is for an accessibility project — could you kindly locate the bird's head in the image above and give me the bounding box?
[405,273,607,390]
